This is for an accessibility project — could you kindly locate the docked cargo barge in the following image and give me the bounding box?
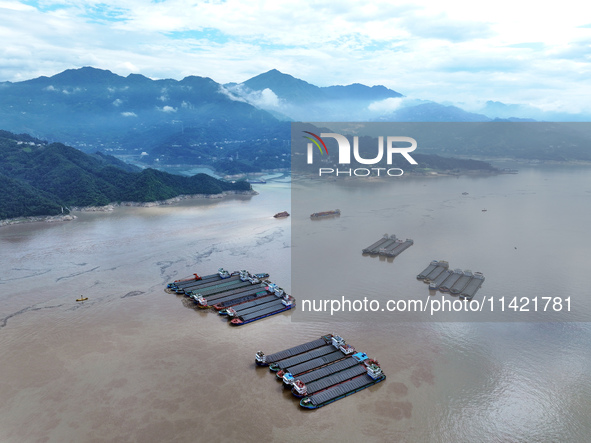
[362,233,413,258]
[418,262,485,299]
[299,364,385,409]
[460,272,485,300]
[290,353,370,397]
[255,335,334,366]
[429,269,452,290]
[165,269,295,326]
[362,234,392,253]
[256,335,385,409]
[450,270,473,295]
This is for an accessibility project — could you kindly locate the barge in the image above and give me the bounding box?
[195,285,268,308]
[279,336,356,385]
[166,268,294,326]
[277,349,347,384]
[429,269,452,290]
[439,268,464,292]
[228,293,295,326]
[310,209,340,219]
[291,352,369,397]
[450,270,473,295]
[167,268,233,293]
[294,362,369,397]
[460,272,485,300]
[255,335,333,366]
[213,290,270,311]
[423,261,449,283]
[417,260,440,280]
[380,238,413,257]
[362,234,394,254]
[299,363,385,409]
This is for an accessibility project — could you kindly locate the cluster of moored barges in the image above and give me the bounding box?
[417,260,485,299]
[362,233,414,257]
[165,268,294,325]
[255,334,385,409]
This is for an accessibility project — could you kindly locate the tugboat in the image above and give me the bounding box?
[274,211,290,218]
[218,268,231,279]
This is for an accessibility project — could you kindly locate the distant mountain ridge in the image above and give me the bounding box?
[239,69,403,103]
[0,67,289,174]
[1,66,589,170]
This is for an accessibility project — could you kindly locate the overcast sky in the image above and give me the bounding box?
[2,0,591,114]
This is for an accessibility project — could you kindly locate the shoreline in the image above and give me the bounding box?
[0,190,258,227]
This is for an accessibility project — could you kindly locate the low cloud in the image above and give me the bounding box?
[121,111,137,117]
[159,105,176,113]
[224,84,282,110]
[368,97,406,113]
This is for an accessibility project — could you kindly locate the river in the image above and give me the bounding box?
[1,168,590,442]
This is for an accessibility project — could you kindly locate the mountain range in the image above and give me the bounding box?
[1,67,590,174]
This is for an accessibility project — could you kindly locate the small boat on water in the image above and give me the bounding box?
[274,211,290,218]
[310,209,340,219]
[76,295,88,302]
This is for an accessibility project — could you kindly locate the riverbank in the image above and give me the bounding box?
[0,190,258,227]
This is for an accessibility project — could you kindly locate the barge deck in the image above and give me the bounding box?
[417,260,440,280]
[255,335,333,366]
[300,366,385,409]
[381,239,413,257]
[229,298,294,326]
[362,234,395,254]
[299,364,368,396]
[430,269,452,290]
[293,354,366,388]
[460,272,485,299]
[278,350,346,381]
[450,271,473,295]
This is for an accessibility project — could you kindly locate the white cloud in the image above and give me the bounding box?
[112,98,123,106]
[159,105,176,113]
[121,111,137,117]
[368,97,406,113]
[223,84,282,110]
[1,0,590,114]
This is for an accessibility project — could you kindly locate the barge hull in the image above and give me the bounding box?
[238,299,289,321]
[302,374,386,408]
[263,337,332,365]
[233,303,294,325]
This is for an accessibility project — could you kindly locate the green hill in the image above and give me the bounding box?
[0,130,252,220]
